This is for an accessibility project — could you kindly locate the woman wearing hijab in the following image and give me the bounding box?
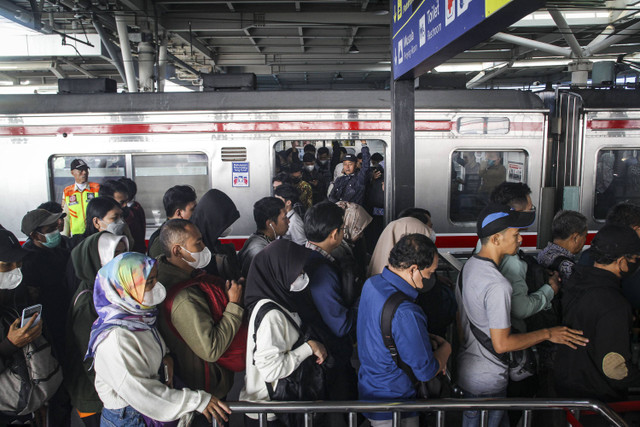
[88,252,230,426]
[367,217,434,277]
[240,239,328,427]
[332,202,372,304]
[190,189,242,280]
[64,231,128,426]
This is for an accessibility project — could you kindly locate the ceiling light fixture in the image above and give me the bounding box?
[336,72,344,80]
[349,44,360,54]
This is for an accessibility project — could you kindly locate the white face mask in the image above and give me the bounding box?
[126,200,135,208]
[105,219,126,235]
[0,268,22,290]
[290,273,310,292]
[428,228,437,244]
[219,226,233,238]
[181,246,212,269]
[142,282,167,306]
[304,165,315,172]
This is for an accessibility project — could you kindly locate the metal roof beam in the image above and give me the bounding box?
[548,8,584,57]
[162,12,390,32]
[173,31,218,63]
[466,62,512,89]
[582,19,640,56]
[61,58,97,78]
[243,28,262,52]
[298,26,304,52]
[492,32,572,57]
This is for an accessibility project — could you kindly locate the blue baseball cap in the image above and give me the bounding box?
[477,204,535,238]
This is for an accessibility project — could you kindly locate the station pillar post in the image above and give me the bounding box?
[390,77,415,219]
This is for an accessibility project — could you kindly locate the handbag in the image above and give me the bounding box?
[458,265,536,382]
[252,302,327,427]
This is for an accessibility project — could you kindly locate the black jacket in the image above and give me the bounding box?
[554,264,640,402]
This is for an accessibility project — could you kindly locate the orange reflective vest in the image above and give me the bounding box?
[63,182,100,235]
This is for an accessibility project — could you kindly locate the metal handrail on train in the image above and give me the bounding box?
[214,398,627,427]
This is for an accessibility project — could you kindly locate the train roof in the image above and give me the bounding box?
[568,88,640,110]
[0,89,544,115]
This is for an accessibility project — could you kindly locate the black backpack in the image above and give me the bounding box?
[517,250,572,330]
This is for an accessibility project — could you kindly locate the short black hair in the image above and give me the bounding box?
[398,207,432,226]
[99,179,129,199]
[38,201,62,214]
[490,182,532,209]
[274,183,301,205]
[371,152,384,162]
[304,201,344,242]
[551,210,588,240]
[302,153,315,163]
[254,197,285,231]
[303,144,316,153]
[118,177,137,199]
[159,218,193,257]
[272,172,291,185]
[357,153,363,160]
[606,202,640,228]
[163,185,197,218]
[388,233,437,270]
[317,147,330,156]
[85,196,120,235]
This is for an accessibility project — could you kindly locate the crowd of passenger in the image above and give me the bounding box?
[1,146,640,427]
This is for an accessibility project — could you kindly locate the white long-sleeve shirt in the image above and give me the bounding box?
[239,299,313,420]
[94,327,211,422]
[284,210,307,246]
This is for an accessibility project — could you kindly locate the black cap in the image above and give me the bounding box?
[21,209,65,236]
[70,158,90,170]
[591,224,640,258]
[302,153,315,163]
[343,154,357,163]
[0,228,28,263]
[477,204,535,238]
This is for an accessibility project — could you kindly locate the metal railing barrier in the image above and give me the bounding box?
[213,398,628,427]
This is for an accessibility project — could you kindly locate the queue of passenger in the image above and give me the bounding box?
[3,150,640,427]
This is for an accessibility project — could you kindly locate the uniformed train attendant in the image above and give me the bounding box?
[62,159,100,236]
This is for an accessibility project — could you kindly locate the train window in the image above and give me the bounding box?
[450,150,528,223]
[274,139,386,169]
[132,153,209,227]
[457,117,510,135]
[221,147,247,162]
[49,155,126,204]
[594,149,640,220]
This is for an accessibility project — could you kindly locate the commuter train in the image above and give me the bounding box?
[0,88,638,253]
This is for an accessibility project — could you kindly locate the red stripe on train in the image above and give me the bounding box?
[0,120,543,136]
[588,120,640,130]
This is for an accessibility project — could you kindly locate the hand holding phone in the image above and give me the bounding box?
[8,311,43,348]
[20,304,42,329]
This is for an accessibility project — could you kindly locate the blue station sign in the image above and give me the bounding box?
[392,0,545,80]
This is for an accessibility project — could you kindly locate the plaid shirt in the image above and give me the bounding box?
[305,241,335,263]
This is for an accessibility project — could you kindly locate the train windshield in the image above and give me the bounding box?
[594,149,640,220]
[450,150,529,223]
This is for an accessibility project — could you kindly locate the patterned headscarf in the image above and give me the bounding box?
[86,252,158,360]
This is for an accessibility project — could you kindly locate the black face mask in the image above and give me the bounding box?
[291,176,301,184]
[417,271,437,294]
[621,258,640,279]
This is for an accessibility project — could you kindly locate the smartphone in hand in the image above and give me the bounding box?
[20,304,42,328]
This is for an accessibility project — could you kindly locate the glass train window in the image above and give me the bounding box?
[450,150,528,223]
[594,149,640,220]
[49,155,126,204]
[274,139,386,173]
[132,153,209,227]
[457,117,510,135]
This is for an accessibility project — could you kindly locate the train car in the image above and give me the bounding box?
[0,88,636,253]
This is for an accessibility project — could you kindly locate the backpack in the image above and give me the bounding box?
[0,311,62,416]
[162,273,248,375]
[517,251,572,330]
[252,302,326,427]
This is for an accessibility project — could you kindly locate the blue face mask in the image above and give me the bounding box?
[41,230,61,248]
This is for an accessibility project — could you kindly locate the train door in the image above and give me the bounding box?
[414,112,548,252]
[580,109,640,232]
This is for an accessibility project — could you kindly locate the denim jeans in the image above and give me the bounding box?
[100,406,146,427]
[461,390,509,427]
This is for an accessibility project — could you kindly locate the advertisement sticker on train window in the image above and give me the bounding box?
[232,162,250,188]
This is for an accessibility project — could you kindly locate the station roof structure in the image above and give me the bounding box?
[0,0,639,92]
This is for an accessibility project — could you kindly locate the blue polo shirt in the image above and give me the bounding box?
[357,267,440,420]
